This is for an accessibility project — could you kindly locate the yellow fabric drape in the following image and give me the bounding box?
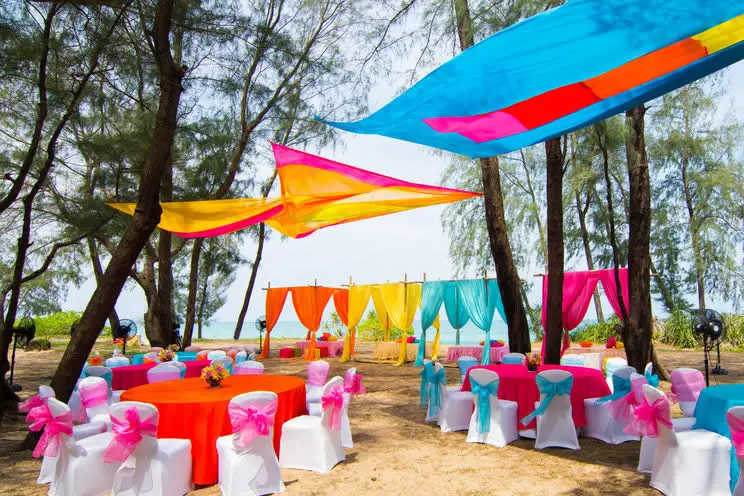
[378,283,421,366]
[432,313,441,361]
[371,286,392,341]
[341,285,372,362]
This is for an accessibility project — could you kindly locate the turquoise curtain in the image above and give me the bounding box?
[443,283,470,344]
[456,279,506,365]
[416,282,446,367]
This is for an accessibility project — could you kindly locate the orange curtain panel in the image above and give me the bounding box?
[290,286,334,360]
[332,289,349,325]
[261,287,289,358]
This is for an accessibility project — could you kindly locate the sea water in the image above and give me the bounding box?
[135,319,510,345]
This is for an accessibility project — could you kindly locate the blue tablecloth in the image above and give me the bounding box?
[131,351,199,365]
[694,384,744,491]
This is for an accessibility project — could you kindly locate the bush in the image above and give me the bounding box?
[34,311,111,338]
[656,309,698,348]
[26,338,52,351]
[356,310,407,341]
[570,317,623,344]
[723,314,744,351]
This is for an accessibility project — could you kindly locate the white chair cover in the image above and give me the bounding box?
[306,360,330,412]
[184,345,201,352]
[78,377,112,426]
[36,398,121,496]
[422,360,448,423]
[143,352,161,363]
[729,406,744,496]
[212,356,233,371]
[234,351,248,364]
[533,369,580,450]
[642,385,731,496]
[279,376,346,473]
[234,361,264,376]
[670,367,705,417]
[147,363,181,384]
[207,350,227,361]
[436,358,473,433]
[340,368,360,448]
[560,354,585,367]
[106,356,131,368]
[217,392,285,495]
[501,353,526,365]
[169,361,187,378]
[604,357,628,390]
[108,401,192,496]
[583,366,639,444]
[465,369,518,447]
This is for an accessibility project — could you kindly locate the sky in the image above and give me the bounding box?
[62,56,744,328]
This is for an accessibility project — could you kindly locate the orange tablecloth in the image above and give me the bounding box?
[121,374,306,485]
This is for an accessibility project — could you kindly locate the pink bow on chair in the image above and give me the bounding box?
[344,375,366,397]
[606,389,642,425]
[624,396,673,438]
[103,407,158,463]
[27,405,73,458]
[228,401,277,449]
[321,387,345,432]
[19,394,44,413]
[728,412,744,457]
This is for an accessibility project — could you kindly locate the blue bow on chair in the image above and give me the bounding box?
[644,369,659,388]
[471,377,499,433]
[595,374,632,405]
[419,365,430,407]
[427,365,447,418]
[520,374,573,427]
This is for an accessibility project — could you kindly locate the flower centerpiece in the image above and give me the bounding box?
[158,349,175,362]
[201,362,230,388]
[88,352,102,366]
[168,344,180,352]
[526,352,541,372]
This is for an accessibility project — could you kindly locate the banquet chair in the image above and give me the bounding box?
[584,366,639,444]
[148,347,164,353]
[604,357,628,391]
[85,365,124,403]
[728,406,744,496]
[438,365,475,433]
[306,360,330,415]
[208,350,227,361]
[170,360,187,378]
[217,392,285,496]
[279,376,346,473]
[501,353,526,365]
[78,377,113,426]
[420,360,448,423]
[106,356,131,368]
[560,354,585,367]
[457,356,479,384]
[21,385,106,445]
[523,369,579,450]
[635,372,696,474]
[147,363,182,384]
[212,356,234,373]
[641,385,731,496]
[184,345,202,352]
[340,367,366,448]
[669,368,705,417]
[465,369,518,447]
[106,401,192,496]
[143,352,161,364]
[34,398,121,496]
[234,351,248,364]
[234,361,264,376]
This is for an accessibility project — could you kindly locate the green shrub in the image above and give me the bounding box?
[657,309,698,348]
[722,314,744,350]
[571,317,623,344]
[356,310,407,341]
[25,338,52,351]
[33,311,111,338]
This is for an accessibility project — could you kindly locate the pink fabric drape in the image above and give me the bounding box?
[103,407,158,463]
[228,400,277,449]
[27,405,73,458]
[541,268,630,358]
[321,386,345,431]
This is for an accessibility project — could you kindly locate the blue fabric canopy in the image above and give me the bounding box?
[416,282,447,366]
[455,279,506,365]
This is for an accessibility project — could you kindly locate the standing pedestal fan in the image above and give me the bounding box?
[114,319,138,356]
[9,316,36,392]
[255,316,267,351]
[692,309,727,386]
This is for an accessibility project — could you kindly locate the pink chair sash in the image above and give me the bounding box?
[307,362,330,386]
[607,375,647,425]
[103,407,158,463]
[321,387,345,432]
[27,405,73,458]
[228,400,277,449]
[234,363,262,375]
[79,380,109,408]
[727,411,744,457]
[670,369,705,403]
[19,394,44,413]
[344,374,366,397]
[147,368,181,383]
[624,395,673,438]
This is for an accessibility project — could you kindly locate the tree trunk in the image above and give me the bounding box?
[156,163,174,347]
[87,237,120,332]
[624,105,653,372]
[42,0,182,414]
[575,191,604,323]
[197,264,210,340]
[181,238,203,348]
[681,140,706,311]
[234,223,266,339]
[453,0,531,353]
[544,138,565,364]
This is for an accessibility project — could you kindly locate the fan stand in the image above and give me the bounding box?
[259,329,264,352]
[712,343,728,375]
[9,334,22,392]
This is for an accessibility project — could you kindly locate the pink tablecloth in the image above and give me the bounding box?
[446,344,510,363]
[111,360,211,390]
[294,340,345,357]
[461,364,610,430]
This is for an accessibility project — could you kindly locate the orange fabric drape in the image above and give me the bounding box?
[261,287,289,358]
[332,289,349,326]
[290,286,334,360]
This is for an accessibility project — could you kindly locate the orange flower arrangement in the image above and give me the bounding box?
[526,352,541,371]
[201,362,230,388]
[158,349,175,362]
[88,352,102,366]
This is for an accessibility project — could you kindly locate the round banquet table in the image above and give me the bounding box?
[694,384,744,491]
[446,344,510,363]
[131,351,199,365]
[461,364,611,430]
[373,341,432,361]
[294,340,345,357]
[111,360,210,390]
[121,375,306,486]
[562,347,626,371]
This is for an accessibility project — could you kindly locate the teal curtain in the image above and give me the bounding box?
[416,282,446,367]
[443,284,470,344]
[456,279,506,365]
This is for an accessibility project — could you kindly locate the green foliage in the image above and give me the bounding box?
[722,314,744,351]
[322,311,346,337]
[356,310,406,341]
[34,311,83,338]
[656,309,698,349]
[26,337,52,351]
[570,317,623,344]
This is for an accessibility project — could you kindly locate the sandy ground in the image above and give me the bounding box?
[1,339,741,496]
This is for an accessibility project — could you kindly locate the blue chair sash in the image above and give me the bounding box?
[471,377,499,433]
[84,369,113,390]
[644,369,660,388]
[427,366,447,417]
[414,330,427,367]
[520,374,573,426]
[595,374,632,405]
[481,331,491,366]
[419,365,430,407]
[179,368,186,379]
